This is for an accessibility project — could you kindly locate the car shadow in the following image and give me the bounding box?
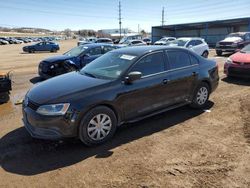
[20,52,58,54]
[221,77,250,86]
[0,102,214,176]
[29,76,44,84]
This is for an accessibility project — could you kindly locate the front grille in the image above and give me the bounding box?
[219,42,233,46]
[228,67,250,77]
[27,100,40,111]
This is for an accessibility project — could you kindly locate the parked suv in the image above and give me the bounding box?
[23,46,219,145]
[167,38,209,58]
[215,32,250,56]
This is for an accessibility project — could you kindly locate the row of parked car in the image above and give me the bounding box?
[0,36,63,45]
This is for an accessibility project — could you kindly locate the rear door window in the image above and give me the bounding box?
[88,47,102,56]
[166,51,191,69]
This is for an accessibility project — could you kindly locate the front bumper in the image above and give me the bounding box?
[22,103,78,140]
[215,46,238,53]
[224,63,250,78]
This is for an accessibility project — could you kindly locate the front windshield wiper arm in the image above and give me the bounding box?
[83,71,97,78]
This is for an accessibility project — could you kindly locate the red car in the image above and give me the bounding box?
[224,44,250,78]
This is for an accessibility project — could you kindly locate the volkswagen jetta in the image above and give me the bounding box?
[23,46,219,145]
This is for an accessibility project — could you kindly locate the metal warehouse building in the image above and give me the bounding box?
[152,17,250,46]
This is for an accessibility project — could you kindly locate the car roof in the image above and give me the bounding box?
[177,37,204,41]
[111,45,189,56]
[82,43,115,48]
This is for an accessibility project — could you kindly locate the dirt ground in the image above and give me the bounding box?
[0,40,250,188]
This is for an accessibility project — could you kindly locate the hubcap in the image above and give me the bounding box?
[87,114,112,141]
[196,87,208,105]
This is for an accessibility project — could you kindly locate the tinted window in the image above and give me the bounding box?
[130,52,165,76]
[187,40,196,47]
[167,51,191,69]
[103,46,116,53]
[195,40,203,45]
[189,54,199,65]
[132,41,142,44]
[245,33,250,41]
[88,47,102,56]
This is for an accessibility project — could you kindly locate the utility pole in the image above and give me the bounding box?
[138,24,140,34]
[119,1,122,39]
[162,7,165,26]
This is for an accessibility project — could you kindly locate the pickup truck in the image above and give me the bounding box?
[215,32,250,56]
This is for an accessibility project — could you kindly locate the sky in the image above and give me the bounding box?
[0,0,250,32]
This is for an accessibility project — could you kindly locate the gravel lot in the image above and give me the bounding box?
[0,40,250,188]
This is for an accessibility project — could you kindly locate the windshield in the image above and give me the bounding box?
[64,46,88,57]
[168,39,188,46]
[227,33,244,39]
[159,38,167,42]
[80,52,137,79]
[240,44,250,53]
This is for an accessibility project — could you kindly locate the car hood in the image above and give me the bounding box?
[27,72,110,104]
[231,52,250,63]
[42,55,73,63]
[221,37,243,43]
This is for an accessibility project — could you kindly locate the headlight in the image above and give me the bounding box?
[226,58,232,64]
[37,103,70,116]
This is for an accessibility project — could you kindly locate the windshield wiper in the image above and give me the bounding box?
[83,71,97,78]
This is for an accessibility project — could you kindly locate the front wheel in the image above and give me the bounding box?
[216,50,222,56]
[0,92,10,103]
[190,82,210,109]
[79,106,117,146]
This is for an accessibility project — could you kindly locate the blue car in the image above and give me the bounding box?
[23,42,60,53]
[38,43,119,79]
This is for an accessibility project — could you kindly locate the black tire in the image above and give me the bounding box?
[190,82,210,109]
[51,48,57,53]
[29,48,35,53]
[216,50,222,56]
[202,51,209,58]
[79,106,117,146]
[0,92,10,103]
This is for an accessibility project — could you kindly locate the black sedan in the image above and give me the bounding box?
[23,42,60,53]
[23,46,219,145]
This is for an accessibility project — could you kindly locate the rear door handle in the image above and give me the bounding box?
[162,79,169,85]
[192,72,198,76]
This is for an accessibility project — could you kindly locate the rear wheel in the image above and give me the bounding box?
[79,106,117,146]
[190,82,210,109]
[51,48,57,53]
[0,92,10,103]
[29,48,35,53]
[216,50,222,56]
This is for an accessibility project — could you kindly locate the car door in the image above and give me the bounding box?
[35,42,43,51]
[81,46,103,66]
[165,49,199,103]
[117,51,172,120]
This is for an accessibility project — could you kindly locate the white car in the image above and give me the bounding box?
[118,39,147,47]
[154,37,176,45]
[167,37,209,58]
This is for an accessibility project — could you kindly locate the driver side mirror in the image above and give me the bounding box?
[188,45,193,48]
[124,71,142,84]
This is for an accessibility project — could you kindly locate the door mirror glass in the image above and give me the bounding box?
[188,45,193,48]
[125,71,142,83]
